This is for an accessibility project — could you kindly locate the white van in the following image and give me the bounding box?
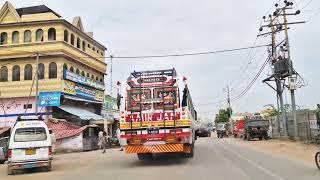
[8,119,52,175]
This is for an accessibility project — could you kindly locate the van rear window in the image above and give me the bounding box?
[14,127,47,142]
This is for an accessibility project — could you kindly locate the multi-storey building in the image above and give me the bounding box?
[0,2,107,127]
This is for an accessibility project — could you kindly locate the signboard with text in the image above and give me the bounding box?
[62,80,104,102]
[38,91,61,107]
[63,69,105,90]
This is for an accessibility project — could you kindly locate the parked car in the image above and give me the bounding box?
[8,117,52,175]
[243,120,269,141]
[0,137,9,164]
[195,127,211,137]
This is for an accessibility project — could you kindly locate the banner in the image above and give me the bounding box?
[64,69,105,90]
[125,112,181,122]
[62,80,104,102]
[38,91,61,107]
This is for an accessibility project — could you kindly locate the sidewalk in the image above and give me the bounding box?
[227,137,319,165]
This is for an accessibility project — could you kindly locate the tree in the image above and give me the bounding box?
[215,108,232,123]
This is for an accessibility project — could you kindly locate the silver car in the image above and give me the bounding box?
[0,137,9,164]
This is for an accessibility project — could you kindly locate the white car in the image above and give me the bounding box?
[8,119,52,175]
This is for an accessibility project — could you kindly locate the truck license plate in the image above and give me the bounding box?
[148,129,159,135]
[25,149,36,155]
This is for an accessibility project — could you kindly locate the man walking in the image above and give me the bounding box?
[102,131,107,153]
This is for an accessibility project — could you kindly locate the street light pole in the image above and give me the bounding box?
[35,53,39,116]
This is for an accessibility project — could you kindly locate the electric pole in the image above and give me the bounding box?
[35,53,39,115]
[226,85,233,133]
[260,0,305,140]
[110,55,113,97]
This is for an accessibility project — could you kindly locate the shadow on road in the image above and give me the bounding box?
[128,154,190,167]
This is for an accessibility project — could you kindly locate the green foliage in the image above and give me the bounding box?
[215,108,232,123]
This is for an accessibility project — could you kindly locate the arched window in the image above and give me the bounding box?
[48,28,56,41]
[70,66,74,72]
[82,41,86,51]
[24,64,33,80]
[12,31,19,44]
[0,32,8,45]
[100,78,103,82]
[86,73,90,78]
[76,38,80,48]
[36,29,44,42]
[12,65,20,81]
[0,66,8,82]
[88,44,91,48]
[64,30,68,42]
[96,76,99,81]
[63,63,68,71]
[38,63,45,79]
[24,30,31,42]
[91,75,94,80]
[97,50,99,54]
[49,62,57,79]
[76,69,80,74]
[71,34,75,45]
[81,71,85,76]
[92,47,95,51]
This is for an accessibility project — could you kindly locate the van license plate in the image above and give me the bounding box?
[25,149,36,155]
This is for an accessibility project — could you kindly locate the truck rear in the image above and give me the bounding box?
[119,69,197,159]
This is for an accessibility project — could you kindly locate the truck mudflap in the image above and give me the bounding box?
[125,144,192,154]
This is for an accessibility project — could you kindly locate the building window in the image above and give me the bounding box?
[48,28,56,41]
[0,66,8,82]
[76,69,80,74]
[0,32,7,45]
[82,41,86,51]
[70,66,74,72]
[36,29,44,42]
[38,63,45,79]
[76,38,80,48]
[49,62,57,79]
[24,30,31,42]
[88,44,91,48]
[23,104,32,109]
[63,63,68,71]
[101,52,103,56]
[71,34,75,45]
[97,50,99,54]
[81,71,85,76]
[86,73,90,78]
[96,76,98,81]
[12,65,20,81]
[24,64,33,80]
[92,47,95,51]
[100,78,103,82]
[91,75,94,80]
[12,31,19,44]
[64,30,68,42]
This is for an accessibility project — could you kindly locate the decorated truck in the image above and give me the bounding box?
[119,69,197,160]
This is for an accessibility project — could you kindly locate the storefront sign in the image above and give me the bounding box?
[62,80,104,102]
[64,69,105,90]
[38,91,61,107]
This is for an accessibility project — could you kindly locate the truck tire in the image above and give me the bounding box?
[137,153,152,160]
[264,135,269,140]
[185,144,194,158]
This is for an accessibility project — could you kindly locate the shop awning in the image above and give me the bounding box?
[58,105,104,120]
[63,95,103,104]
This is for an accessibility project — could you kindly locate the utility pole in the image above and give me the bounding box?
[110,55,113,97]
[35,53,39,115]
[226,85,233,133]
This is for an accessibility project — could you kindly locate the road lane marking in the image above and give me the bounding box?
[219,142,287,180]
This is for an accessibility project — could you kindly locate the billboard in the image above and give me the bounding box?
[38,91,61,107]
[63,69,105,90]
[62,80,104,102]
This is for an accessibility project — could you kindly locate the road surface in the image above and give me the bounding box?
[1,137,320,180]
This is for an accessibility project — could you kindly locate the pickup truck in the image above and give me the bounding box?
[243,120,269,141]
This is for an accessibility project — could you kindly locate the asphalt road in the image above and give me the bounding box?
[1,137,320,180]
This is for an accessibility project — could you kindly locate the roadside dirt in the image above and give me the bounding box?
[227,137,319,166]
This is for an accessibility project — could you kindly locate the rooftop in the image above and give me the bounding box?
[16,5,61,17]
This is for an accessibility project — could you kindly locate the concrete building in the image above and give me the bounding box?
[0,2,107,127]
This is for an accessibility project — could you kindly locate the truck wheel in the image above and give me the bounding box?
[185,144,194,158]
[137,153,152,160]
[264,136,269,140]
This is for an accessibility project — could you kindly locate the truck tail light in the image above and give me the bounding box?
[48,146,52,156]
[8,149,12,158]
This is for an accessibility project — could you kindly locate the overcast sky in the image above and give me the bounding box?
[7,0,320,119]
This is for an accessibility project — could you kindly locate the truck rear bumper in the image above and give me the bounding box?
[125,144,191,154]
[8,160,51,170]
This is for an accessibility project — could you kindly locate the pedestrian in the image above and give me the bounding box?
[98,130,103,149]
[102,131,107,153]
[316,104,320,129]
[116,128,123,151]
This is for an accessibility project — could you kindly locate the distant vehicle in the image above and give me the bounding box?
[242,120,269,141]
[216,123,227,138]
[0,137,9,164]
[196,127,211,137]
[233,120,245,138]
[8,117,52,175]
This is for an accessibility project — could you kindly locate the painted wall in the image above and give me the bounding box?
[56,133,83,152]
[0,97,48,127]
